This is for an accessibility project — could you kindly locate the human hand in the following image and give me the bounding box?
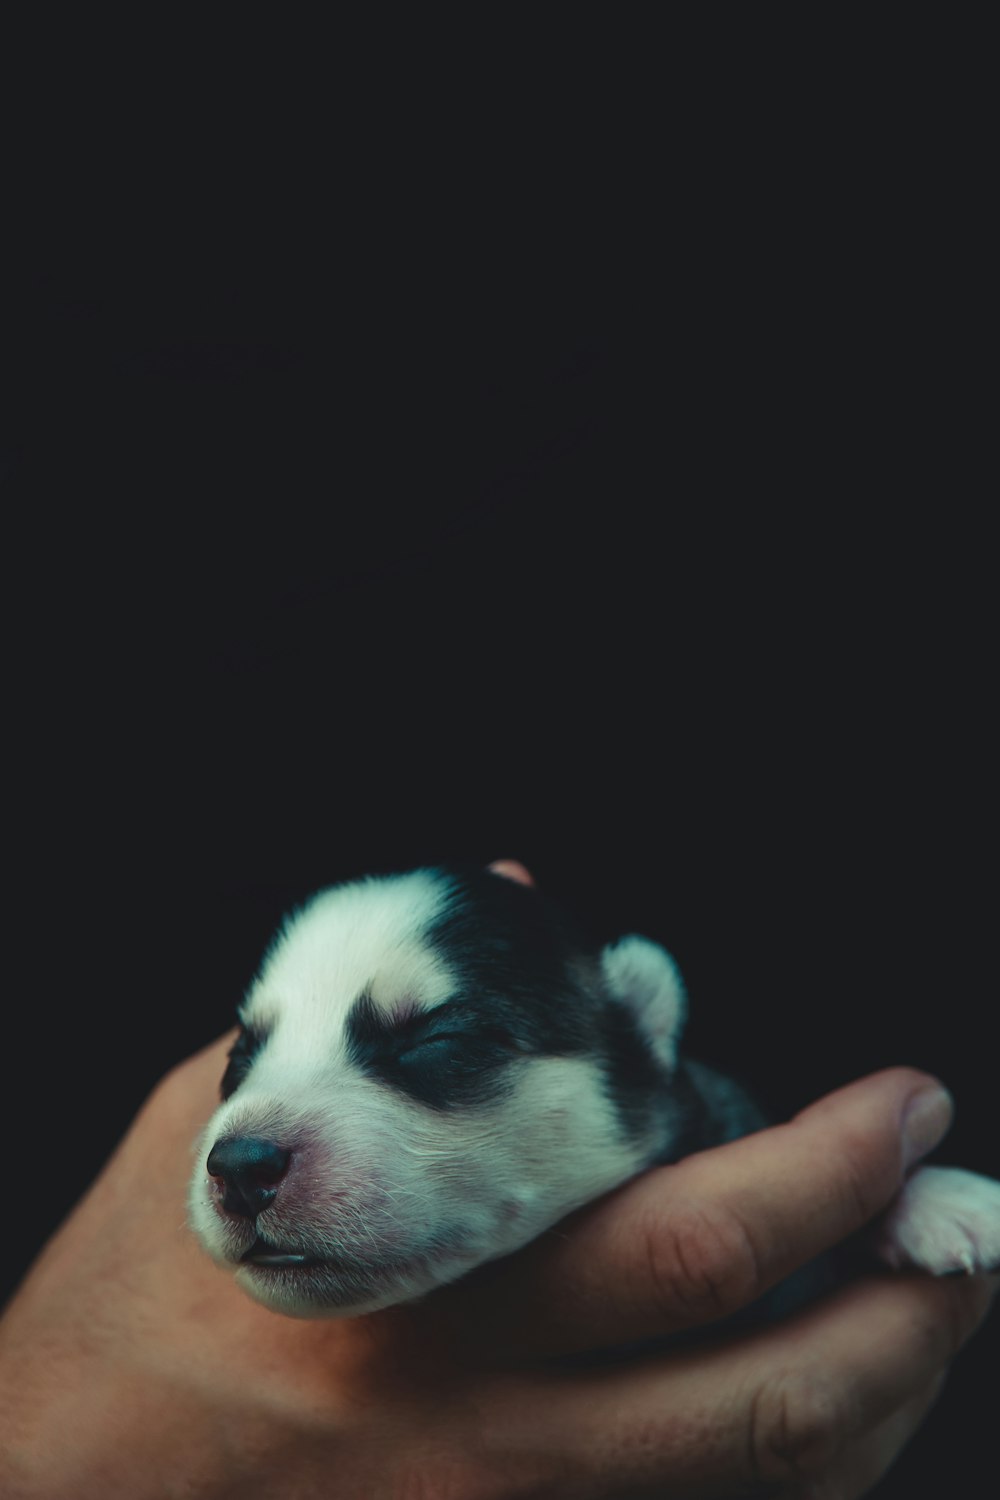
[1,1037,995,1499]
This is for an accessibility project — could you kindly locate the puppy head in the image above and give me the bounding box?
[188,865,686,1317]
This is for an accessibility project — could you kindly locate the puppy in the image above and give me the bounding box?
[188,863,1000,1318]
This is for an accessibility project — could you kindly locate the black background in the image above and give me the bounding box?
[4,81,995,1497]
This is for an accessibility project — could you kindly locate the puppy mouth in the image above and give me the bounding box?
[240,1236,331,1269]
[239,1235,418,1280]
[235,1233,462,1309]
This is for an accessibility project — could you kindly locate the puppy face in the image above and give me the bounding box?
[188,867,686,1317]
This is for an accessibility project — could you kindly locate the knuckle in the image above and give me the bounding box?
[638,1196,764,1321]
[393,1466,492,1500]
[394,1446,542,1500]
[748,1369,856,1486]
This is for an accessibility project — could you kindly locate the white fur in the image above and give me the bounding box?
[601,935,686,1071]
[249,870,455,1039]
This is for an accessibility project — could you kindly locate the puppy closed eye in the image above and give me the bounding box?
[398,1027,520,1067]
[391,1025,524,1108]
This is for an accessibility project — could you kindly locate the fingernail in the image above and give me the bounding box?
[902,1084,955,1169]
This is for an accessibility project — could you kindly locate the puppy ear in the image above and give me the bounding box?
[487,859,535,887]
[601,936,687,1071]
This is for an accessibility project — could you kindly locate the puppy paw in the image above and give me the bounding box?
[873,1165,1000,1275]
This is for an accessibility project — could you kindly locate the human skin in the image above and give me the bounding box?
[1,1019,996,1496]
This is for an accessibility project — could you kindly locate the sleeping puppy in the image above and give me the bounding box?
[188,863,1000,1319]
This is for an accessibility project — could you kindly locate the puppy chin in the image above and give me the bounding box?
[232,1241,490,1319]
[229,1200,545,1318]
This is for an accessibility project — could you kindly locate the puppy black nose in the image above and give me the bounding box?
[206,1137,291,1219]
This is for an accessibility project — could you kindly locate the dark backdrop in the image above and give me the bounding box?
[5,196,994,1498]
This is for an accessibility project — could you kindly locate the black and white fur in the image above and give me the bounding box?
[189,865,1000,1318]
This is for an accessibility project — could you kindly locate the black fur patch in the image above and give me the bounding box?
[428,869,672,1145]
[596,994,671,1141]
[220,1023,269,1100]
[424,866,597,1056]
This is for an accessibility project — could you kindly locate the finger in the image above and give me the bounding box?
[805,1371,947,1500]
[479,1272,997,1499]
[438,1067,955,1356]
